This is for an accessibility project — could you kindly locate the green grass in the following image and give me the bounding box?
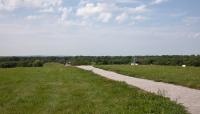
[96,65,200,89]
[0,63,188,114]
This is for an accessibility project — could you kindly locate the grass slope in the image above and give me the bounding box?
[96,65,200,89]
[0,64,188,114]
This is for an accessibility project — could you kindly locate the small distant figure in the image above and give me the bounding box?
[131,56,139,66]
[182,65,186,67]
[65,61,71,67]
[131,63,138,66]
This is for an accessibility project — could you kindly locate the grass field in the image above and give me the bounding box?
[96,65,200,89]
[0,63,188,114]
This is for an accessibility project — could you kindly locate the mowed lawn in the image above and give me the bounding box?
[0,63,188,114]
[96,65,200,89]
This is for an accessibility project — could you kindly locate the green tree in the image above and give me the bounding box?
[32,60,43,67]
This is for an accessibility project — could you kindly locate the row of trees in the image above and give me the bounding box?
[69,56,132,65]
[0,57,66,68]
[137,55,200,66]
[0,55,200,68]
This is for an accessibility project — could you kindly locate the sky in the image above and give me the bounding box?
[0,0,200,56]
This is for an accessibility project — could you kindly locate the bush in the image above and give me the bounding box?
[32,60,43,67]
[0,62,17,68]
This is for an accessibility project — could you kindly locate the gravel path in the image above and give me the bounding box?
[77,65,200,114]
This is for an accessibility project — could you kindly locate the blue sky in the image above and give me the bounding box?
[0,0,200,56]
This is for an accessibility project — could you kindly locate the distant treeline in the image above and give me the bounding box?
[0,57,66,68]
[0,55,200,68]
[137,55,200,66]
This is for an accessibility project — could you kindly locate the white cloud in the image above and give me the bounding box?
[183,16,200,26]
[0,0,171,27]
[98,12,112,23]
[193,32,200,39]
[0,0,18,11]
[57,7,88,27]
[133,15,147,21]
[114,4,148,23]
[116,13,128,23]
[76,2,113,23]
[25,15,42,20]
[0,0,150,25]
[187,32,200,39]
[76,3,105,18]
[115,0,140,4]
[151,0,167,5]
[39,7,54,13]
[58,7,72,23]
[169,12,187,17]
[0,0,62,11]
[128,5,147,14]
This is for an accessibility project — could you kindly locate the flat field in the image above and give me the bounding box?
[96,65,200,89]
[0,63,188,114]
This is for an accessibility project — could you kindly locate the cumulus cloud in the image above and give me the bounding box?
[0,0,18,11]
[115,4,148,24]
[98,12,112,23]
[183,16,200,26]
[0,0,62,11]
[151,0,167,5]
[0,0,167,26]
[133,15,147,21]
[57,7,88,27]
[76,1,148,24]
[187,32,200,39]
[57,7,72,24]
[193,32,200,39]
[25,15,42,20]
[76,3,104,18]
[115,13,128,23]
[76,2,113,23]
[115,0,140,4]
[39,7,54,13]
[128,5,147,14]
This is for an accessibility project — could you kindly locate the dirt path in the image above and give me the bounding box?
[77,65,200,114]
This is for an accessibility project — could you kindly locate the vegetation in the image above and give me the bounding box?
[0,63,188,114]
[96,65,200,89]
[0,55,200,68]
[0,56,66,68]
[136,55,200,66]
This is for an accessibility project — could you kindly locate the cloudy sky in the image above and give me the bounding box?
[0,0,200,56]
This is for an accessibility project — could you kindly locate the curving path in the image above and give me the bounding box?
[77,65,200,114]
